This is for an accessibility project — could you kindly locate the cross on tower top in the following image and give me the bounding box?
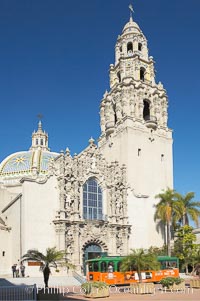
[129,3,134,18]
[37,113,43,121]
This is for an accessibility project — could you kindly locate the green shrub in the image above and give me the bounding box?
[160,277,184,289]
[81,281,108,295]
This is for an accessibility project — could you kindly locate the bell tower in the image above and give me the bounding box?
[99,8,173,249]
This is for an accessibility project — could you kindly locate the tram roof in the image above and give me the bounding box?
[86,256,125,262]
[157,256,178,260]
[86,255,178,263]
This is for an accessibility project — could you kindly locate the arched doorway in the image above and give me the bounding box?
[83,243,107,275]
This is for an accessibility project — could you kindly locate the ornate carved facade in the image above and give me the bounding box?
[53,138,130,270]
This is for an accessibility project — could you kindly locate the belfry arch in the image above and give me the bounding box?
[127,42,133,55]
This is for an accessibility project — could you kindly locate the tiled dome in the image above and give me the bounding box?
[0,121,59,182]
[0,150,58,179]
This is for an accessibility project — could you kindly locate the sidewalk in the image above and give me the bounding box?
[0,275,81,287]
[37,284,200,301]
[1,276,200,300]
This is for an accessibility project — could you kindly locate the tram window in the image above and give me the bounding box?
[160,261,166,269]
[171,261,177,268]
[145,272,152,279]
[101,261,107,273]
[167,261,177,268]
[117,261,121,272]
[166,261,172,268]
[93,262,99,272]
[108,262,114,272]
[162,261,166,267]
[158,257,178,269]
[89,264,93,272]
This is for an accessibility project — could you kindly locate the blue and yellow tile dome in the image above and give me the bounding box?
[0,121,59,182]
[0,150,58,179]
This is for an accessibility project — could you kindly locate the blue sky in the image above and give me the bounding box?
[0,0,200,204]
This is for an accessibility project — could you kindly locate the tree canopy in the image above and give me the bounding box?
[120,249,160,282]
[175,192,200,227]
[22,247,74,269]
[154,188,200,256]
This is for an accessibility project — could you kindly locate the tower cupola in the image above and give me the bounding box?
[30,120,49,151]
[112,14,151,86]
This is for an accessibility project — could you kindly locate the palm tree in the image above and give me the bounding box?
[22,246,74,269]
[154,188,180,256]
[175,192,200,226]
[120,249,160,283]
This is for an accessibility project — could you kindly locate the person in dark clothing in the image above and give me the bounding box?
[43,264,51,288]
[20,263,25,277]
[11,264,16,278]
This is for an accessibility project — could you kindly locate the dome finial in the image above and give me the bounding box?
[129,3,134,20]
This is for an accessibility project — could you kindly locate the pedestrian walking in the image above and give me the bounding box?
[11,264,16,278]
[43,264,51,288]
[20,263,25,277]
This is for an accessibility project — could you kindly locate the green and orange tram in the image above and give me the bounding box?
[86,255,179,285]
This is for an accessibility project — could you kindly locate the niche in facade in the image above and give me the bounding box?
[140,67,145,81]
[117,71,121,83]
[143,100,150,121]
[138,43,142,51]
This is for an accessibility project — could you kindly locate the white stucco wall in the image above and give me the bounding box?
[0,187,19,212]
[21,176,58,252]
[100,124,173,250]
[0,228,11,274]
[0,194,21,275]
[21,176,59,276]
[193,228,200,244]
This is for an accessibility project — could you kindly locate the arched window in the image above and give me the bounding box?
[127,42,133,53]
[36,139,38,145]
[140,67,145,81]
[138,43,142,51]
[41,139,43,145]
[117,71,121,83]
[143,100,150,121]
[83,178,103,220]
[120,46,122,52]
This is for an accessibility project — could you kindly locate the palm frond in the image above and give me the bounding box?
[22,247,74,269]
